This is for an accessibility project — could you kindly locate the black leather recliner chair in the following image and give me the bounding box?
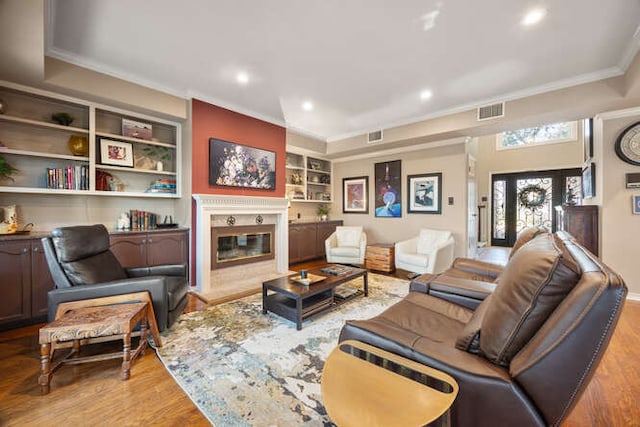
[42,224,189,332]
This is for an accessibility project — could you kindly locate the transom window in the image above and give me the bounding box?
[496,121,577,150]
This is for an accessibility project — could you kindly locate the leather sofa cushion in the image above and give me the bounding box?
[508,226,548,259]
[480,233,580,366]
[345,292,473,347]
[335,226,363,247]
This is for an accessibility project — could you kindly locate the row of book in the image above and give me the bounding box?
[46,165,89,190]
[129,210,160,230]
[145,178,176,194]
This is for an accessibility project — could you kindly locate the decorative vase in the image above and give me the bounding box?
[67,135,88,156]
[156,161,163,172]
[321,214,328,221]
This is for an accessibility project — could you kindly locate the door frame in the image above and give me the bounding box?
[490,168,581,247]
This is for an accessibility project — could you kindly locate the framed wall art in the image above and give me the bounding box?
[407,172,442,214]
[374,160,401,217]
[633,195,640,215]
[582,162,595,199]
[343,176,368,213]
[209,138,276,190]
[99,138,134,167]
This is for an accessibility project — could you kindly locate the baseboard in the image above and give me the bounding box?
[626,292,640,302]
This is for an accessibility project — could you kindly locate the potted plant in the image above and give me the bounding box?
[0,154,18,182]
[317,204,330,221]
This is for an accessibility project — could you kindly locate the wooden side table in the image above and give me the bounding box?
[322,340,458,427]
[38,292,161,394]
[366,243,395,272]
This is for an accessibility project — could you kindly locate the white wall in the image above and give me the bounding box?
[331,142,469,258]
[598,110,640,296]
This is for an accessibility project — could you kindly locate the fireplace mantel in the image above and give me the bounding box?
[192,194,289,297]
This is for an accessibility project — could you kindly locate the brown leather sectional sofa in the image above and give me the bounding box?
[338,229,627,427]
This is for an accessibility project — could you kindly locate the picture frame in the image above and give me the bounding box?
[583,118,593,162]
[122,118,153,140]
[374,160,402,217]
[582,162,596,199]
[343,176,369,213]
[99,138,134,167]
[407,172,442,214]
[633,195,640,215]
[209,138,276,190]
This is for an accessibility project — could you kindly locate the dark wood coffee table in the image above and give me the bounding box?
[262,265,368,330]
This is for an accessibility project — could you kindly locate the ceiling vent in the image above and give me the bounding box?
[477,102,505,121]
[367,130,383,143]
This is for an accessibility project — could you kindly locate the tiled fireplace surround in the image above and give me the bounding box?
[192,194,290,301]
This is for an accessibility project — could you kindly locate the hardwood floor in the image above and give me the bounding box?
[1,258,638,426]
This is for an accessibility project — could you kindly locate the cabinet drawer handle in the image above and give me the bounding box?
[33,247,39,253]
[148,238,152,243]
[141,239,146,244]
[23,248,29,253]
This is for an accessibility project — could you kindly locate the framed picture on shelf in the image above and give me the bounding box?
[582,162,595,199]
[343,176,368,213]
[209,138,276,190]
[407,172,442,214]
[583,118,593,162]
[122,118,153,140]
[374,160,402,217]
[99,139,134,167]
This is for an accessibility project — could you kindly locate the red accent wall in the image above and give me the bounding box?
[190,99,286,285]
[191,98,286,196]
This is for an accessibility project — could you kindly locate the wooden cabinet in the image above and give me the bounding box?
[289,221,342,264]
[555,205,599,256]
[0,238,54,329]
[109,229,189,268]
[366,243,395,273]
[0,80,181,198]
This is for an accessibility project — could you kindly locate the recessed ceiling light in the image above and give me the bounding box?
[302,101,314,111]
[522,8,546,26]
[236,72,249,85]
[420,89,433,101]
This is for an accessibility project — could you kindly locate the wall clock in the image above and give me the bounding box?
[615,121,640,166]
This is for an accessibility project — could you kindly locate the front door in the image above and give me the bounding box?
[491,168,582,247]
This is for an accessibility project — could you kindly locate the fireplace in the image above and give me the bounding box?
[192,194,289,299]
[212,224,275,268]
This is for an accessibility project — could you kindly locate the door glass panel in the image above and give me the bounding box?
[493,180,506,239]
[516,177,553,234]
[565,175,582,206]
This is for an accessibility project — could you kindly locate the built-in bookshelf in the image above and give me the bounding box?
[0,81,181,198]
[285,151,332,202]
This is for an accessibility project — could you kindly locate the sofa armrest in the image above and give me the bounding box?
[428,275,496,310]
[325,232,338,255]
[126,263,187,278]
[451,257,504,279]
[47,276,169,329]
[359,232,368,253]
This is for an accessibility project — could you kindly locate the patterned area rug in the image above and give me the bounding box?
[156,273,409,426]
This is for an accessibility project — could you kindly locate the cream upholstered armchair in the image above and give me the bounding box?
[394,228,455,274]
[325,226,367,266]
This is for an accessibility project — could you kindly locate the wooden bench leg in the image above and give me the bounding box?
[121,333,131,381]
[39,342,52,395]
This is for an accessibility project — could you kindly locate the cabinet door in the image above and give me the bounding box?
[289,224,317,264]
[31,240,55,318]
[147,231,188,266]
[0,240,31,325]
[110,233,147,268]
